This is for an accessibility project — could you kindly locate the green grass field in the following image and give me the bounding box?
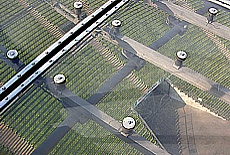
[1,0,230,154]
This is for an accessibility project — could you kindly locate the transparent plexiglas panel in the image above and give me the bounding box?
[1,0,230,155]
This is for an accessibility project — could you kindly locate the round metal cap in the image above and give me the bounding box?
[112,20,121,27]
[7,50,18,59]
[54,74,66,84]
[122,117,135,129]
[177,51,187,60]
[74,2,83,9]
[208,7,218,15]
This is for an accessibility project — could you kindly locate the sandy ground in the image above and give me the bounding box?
[137,83,230,155]
[177,105,230,155]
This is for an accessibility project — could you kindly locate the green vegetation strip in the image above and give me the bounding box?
[96,78,158,144]
[158,25,230,89]
[116,1,170,47]
[49,44,117,100]
[0,144,12,155]
[0,86,64,147]
[0,60,16,85]
[49,119,142,155]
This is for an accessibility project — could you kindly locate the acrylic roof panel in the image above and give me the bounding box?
[1,0,230,155]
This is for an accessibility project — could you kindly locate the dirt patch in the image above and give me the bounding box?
[177,105,230,155]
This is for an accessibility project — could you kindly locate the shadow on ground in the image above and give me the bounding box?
[135,80,186,155]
